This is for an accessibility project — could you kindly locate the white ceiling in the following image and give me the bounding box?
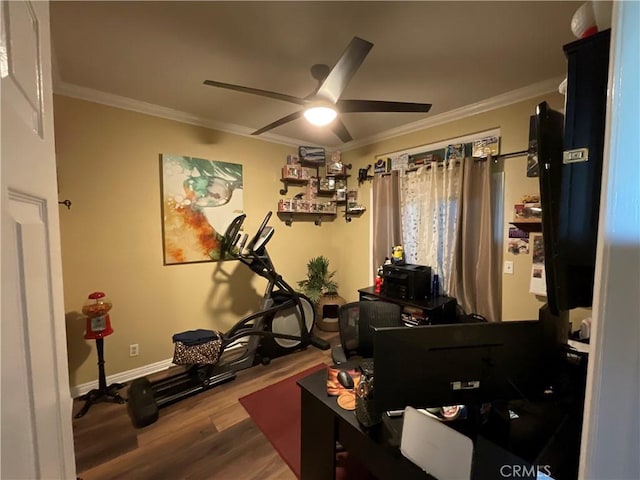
[50,1,580,149]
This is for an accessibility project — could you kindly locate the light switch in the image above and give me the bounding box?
[503,261,514,275]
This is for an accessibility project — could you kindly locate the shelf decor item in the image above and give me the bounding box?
[298,146,326,165]
[327,151,345,175]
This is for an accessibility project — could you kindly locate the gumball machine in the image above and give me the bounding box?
[75,292,125,418]
[83,291,114,339]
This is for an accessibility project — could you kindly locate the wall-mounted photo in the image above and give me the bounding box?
[507,226,530,255]
[530,234,546,296]
[298,146,325,165]
[160,154,243,265]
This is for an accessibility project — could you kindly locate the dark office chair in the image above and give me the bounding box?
[455,303,488,323]
[332,301,403,365]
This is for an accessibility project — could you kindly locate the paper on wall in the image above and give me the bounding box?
[529,234,547,296]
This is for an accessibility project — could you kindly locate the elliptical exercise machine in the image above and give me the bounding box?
[127,211,329,427]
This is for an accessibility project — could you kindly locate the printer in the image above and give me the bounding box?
[382,263,431,300]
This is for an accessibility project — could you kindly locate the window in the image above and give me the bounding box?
[373,129,503,317]
[400,160,462,292]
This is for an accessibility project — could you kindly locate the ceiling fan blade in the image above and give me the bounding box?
[330,118,353,143]
[337,99,432,113]
[203,80,307,106]
[252,111,304,136]
[316,37,373,104]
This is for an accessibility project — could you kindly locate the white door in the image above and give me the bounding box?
[1,1,76,478]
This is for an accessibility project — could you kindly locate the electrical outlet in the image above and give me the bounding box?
[503,261,514,275]
[129,344,139,357]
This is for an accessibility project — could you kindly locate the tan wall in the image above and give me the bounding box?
[54,96,344,386]
[336,92,567,320]
[55,92,582,388]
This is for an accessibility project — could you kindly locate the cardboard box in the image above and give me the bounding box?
[300,167,312,180]
[306,177,318,200]
[278,199,295,212]
[514,203,542,220]
[294,200,311,213]
[282,165,301,179]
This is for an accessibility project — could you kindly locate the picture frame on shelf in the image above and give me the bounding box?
[298,146,326,165]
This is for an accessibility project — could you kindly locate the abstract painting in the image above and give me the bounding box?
[161,154,243,264]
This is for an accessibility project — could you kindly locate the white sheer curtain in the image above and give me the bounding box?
[400,160,463,295]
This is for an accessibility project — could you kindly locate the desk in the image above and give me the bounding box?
[358,286,457,325]
[298,368,430,480]
[298,368,583,480]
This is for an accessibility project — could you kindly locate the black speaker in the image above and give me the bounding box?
[127,377,159,428]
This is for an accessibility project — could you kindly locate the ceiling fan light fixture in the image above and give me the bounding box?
[303,104,337,126]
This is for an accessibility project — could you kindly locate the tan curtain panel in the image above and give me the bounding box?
[372,171,402,275]
[450,158,502,322]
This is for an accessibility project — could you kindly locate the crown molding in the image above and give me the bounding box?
[341,76,565,151]
[52,81,310,148]
[54,76,563,152]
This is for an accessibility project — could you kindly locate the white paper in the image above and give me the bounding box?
[568,339,590,354]
[530,234,547,296]
[529,264,546,296]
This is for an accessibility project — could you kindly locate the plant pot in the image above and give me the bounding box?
[315,293,346,332]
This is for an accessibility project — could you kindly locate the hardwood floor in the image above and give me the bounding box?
[73,331,338,480]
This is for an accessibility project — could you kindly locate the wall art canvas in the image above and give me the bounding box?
[161,154,243,265]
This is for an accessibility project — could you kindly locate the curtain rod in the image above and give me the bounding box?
[494,149,529,160]
[379,149,529,175]
[473,149,529,163]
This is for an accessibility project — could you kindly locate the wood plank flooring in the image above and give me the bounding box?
[73,331,338,480]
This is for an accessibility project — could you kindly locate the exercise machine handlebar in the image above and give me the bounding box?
[245,211,272,253]
[221,213,246,257]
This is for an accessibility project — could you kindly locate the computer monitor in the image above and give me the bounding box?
[372,321,548,414]
[535,100,604,315]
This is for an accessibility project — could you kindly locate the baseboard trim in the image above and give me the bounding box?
[70,342,246,398]
[70,357,175,398]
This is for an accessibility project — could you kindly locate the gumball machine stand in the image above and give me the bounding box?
[74,292,125,418]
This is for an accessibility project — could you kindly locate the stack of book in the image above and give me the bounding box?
[402,306,426,327]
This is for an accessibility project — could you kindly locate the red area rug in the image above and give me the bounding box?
[239,363,376,479]
[239,364,326,477]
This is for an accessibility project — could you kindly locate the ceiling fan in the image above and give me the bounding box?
[203,37,432,143]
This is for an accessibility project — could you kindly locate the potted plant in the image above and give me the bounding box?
[297,256,338,302]
[297,256,344,331]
